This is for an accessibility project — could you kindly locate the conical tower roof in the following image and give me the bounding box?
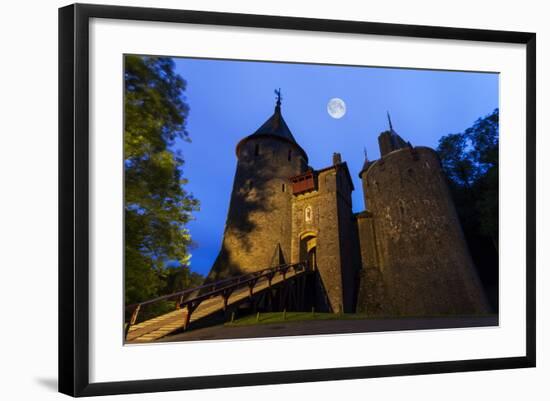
[250,105,296,141]
[236,90,308,162]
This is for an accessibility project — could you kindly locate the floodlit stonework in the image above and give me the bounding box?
[207,98,489,316]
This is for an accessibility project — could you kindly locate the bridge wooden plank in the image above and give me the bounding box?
[126,269,302,343]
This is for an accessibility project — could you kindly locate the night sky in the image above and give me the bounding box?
[171,57,499,276]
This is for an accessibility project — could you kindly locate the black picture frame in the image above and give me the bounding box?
[58,3,536,397]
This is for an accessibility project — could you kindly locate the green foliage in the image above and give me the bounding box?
[437,109,498,245]
[225,312,373,326]
[124,55,201,306]
[437,132,476,187]
[162,265,205,294]
[437,109,499,311]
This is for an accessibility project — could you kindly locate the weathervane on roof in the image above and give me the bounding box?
[274,88,282,108]
[364,146,369,161]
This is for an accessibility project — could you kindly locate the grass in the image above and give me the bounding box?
[225,311,373,327]
[224,311,498,327]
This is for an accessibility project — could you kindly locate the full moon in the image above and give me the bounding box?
[327,98,346,119]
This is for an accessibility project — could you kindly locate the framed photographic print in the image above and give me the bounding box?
[58,3,536,397]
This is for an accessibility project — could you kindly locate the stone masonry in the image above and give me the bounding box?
[206,96,490,316]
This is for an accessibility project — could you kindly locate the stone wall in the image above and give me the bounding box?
[355,212,390,315]
[356,212,378,270]
[206,125,490,317]
[334,166,360,312]
[357,147,490,316]
[207,137,307,281]
[290,163,358,312]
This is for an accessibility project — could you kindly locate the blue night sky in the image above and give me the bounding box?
[170,57,499,276]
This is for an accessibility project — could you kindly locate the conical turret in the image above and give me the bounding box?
[236,89,308,162]
[207,91,308,281]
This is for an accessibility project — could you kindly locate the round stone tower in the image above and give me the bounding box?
[207,92,309,281]
[358,122,489,316]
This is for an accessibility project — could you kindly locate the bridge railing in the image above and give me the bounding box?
[124,262,309,338]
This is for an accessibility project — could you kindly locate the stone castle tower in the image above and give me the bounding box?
[355,114,489,315]
[207,95,489,316]
[207,92,308,280]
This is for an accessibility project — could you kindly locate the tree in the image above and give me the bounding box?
[464,109,498,243]
[124,56,200,306]
[437,132,475,188]
[437,109,499,310]
[163,265,205,295]
[437,108,499,245]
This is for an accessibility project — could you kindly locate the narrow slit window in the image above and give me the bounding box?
[288,149,292,161]
[282,183,286,192]
[254,144,260,156]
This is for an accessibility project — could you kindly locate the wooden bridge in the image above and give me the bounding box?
[124,262,312,343]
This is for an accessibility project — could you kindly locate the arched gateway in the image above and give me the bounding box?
[299,231,317,271]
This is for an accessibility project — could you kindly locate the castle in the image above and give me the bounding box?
[206,93,489,316]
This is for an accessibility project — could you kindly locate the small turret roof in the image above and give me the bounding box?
[249,103,297,142]
[236,90,308,162]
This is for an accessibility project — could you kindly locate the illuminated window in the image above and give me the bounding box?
[305,206,313,222]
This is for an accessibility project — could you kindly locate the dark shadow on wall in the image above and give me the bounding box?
[204,243,241,283]
[204,152,279,282]
[225,152,278,247]
[445,179,499,313]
